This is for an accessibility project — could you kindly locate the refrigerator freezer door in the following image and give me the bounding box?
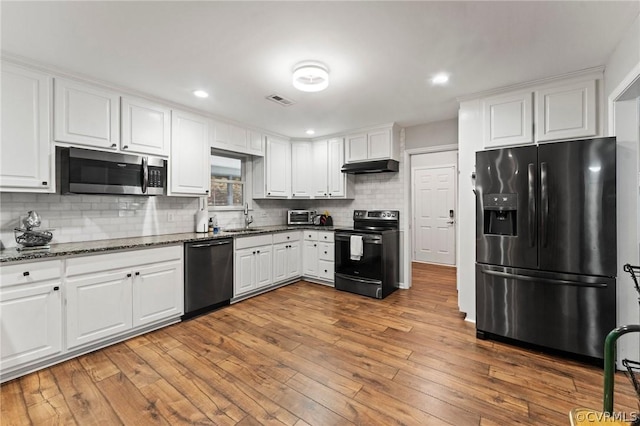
[538,137,616,277]
[476,146,538,269]
[476,264,616,359]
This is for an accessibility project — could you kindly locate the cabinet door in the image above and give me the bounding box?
[303,240,318,277]
[327,138,345,198]
[234,248,256,296]
[0,282,62,370]
[482,91,533,148]
[255,246,273,288]
[291,142,312,198]
[121,96,170,156]
[367,129,391,160]
[318,242,334,261]
[535,80,597,142]
[132,260,182,327]
[265,137,291,197]
[273,243,288,283]
[346,133,367,162]
[54,78,120,149]
[312,140,328,198]
[0,64,53,192]
[211,120,232,150]
[287,241,302,279]
[248,130,264,156]
[230,125,248,151]
[66,270,133,349]
[318,260,334,282]
[170,110,209,196]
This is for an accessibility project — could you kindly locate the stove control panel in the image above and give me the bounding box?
[354,210,399,220]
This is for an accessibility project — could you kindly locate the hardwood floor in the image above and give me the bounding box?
[2,262,638,425]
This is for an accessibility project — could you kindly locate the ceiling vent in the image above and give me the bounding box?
[266,94,295,107]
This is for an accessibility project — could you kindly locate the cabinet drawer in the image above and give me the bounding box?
[273,231,301,244]
[66,246,182,277]
[235,234,273,250]
[318,232,334,243]
[318,243,334,261]
[303,230,318,241]
[0,260,62,288]
[318,260,334,280]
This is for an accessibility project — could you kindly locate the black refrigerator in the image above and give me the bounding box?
[475,137,617,360]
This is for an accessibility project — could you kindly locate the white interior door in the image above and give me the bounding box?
[412,165,456,265]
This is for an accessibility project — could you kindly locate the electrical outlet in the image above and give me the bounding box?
[167,212,175,222]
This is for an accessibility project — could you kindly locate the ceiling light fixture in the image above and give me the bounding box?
[292,61,329,92]
[431,73,450,85]
[305,129,315,135]
[193,90,209,98]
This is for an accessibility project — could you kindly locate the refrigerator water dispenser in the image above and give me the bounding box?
[483,193,517,236]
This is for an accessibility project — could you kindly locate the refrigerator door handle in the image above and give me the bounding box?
[540,162,549,248]
[527,163,536,247]
[480,268,608,288]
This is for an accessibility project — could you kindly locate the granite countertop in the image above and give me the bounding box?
[0,225,336,264]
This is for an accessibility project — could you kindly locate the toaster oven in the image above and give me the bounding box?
[287,210,316,225]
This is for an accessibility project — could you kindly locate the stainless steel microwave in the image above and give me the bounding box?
[287,210,316,225]
[57,147,166,195]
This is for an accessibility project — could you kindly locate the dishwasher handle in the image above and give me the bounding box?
[189,239,232,248]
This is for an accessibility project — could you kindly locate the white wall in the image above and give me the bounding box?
[605,12,640,364]
[404,118,458,150]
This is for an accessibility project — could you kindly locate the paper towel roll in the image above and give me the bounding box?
[195,209,208,233]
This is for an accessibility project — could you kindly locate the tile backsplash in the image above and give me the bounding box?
[0,157,405,249]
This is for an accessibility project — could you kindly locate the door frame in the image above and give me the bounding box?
[411,163,457,265]
[402,144,458,289]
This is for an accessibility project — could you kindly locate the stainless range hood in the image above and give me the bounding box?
[341,159,399,174]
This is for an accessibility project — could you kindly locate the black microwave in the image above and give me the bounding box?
[57,147,166,196]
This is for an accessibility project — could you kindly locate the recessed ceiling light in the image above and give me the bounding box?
[431,73,450,85]
[293,62,329,92]
[305,129,315,135]
[193,90,209,98]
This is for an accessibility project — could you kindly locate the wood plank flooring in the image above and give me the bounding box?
[2,262,638,425]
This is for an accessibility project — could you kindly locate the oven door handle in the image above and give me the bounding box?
[335,273,383,285]
[335,234,382,244]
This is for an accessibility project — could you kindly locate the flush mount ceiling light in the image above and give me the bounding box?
[431,73,450,86]
[292,62,329,92]
[305,129,315,135]
[193,90,209,98]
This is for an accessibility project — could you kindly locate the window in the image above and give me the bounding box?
[209,151,248,209]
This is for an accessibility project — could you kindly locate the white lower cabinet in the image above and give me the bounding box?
[0,260,63,371]
[302,231,335,283]
[65,245,183,350]
[234,234,273,297]
[273,232,302,283]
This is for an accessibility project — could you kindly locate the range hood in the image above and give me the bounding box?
[341,159,399,174]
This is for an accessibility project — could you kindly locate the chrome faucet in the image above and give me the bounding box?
[243,203,253,229]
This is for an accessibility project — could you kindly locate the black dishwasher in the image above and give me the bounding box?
[183,238,233,319]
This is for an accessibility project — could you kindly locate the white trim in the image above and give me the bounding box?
[403,144,460,289]
[608,61,640,136]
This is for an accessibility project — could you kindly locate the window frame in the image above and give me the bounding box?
[208,149,253,212]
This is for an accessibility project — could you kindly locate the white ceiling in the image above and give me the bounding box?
[2,1,638,138]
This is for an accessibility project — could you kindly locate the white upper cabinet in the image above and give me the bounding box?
[0,63,54,192]
[291,142,312,198]
[481,76,600,148]
[211,120,265,157]
[346,124,399,163]
[482,91,534,148]
[312,140,329,198]
[535,79,597,142]
[120,96,171,156]
[54,78,120,149]
[254,136,291,198]
[327,137,350,198]
[170,109,210,196]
